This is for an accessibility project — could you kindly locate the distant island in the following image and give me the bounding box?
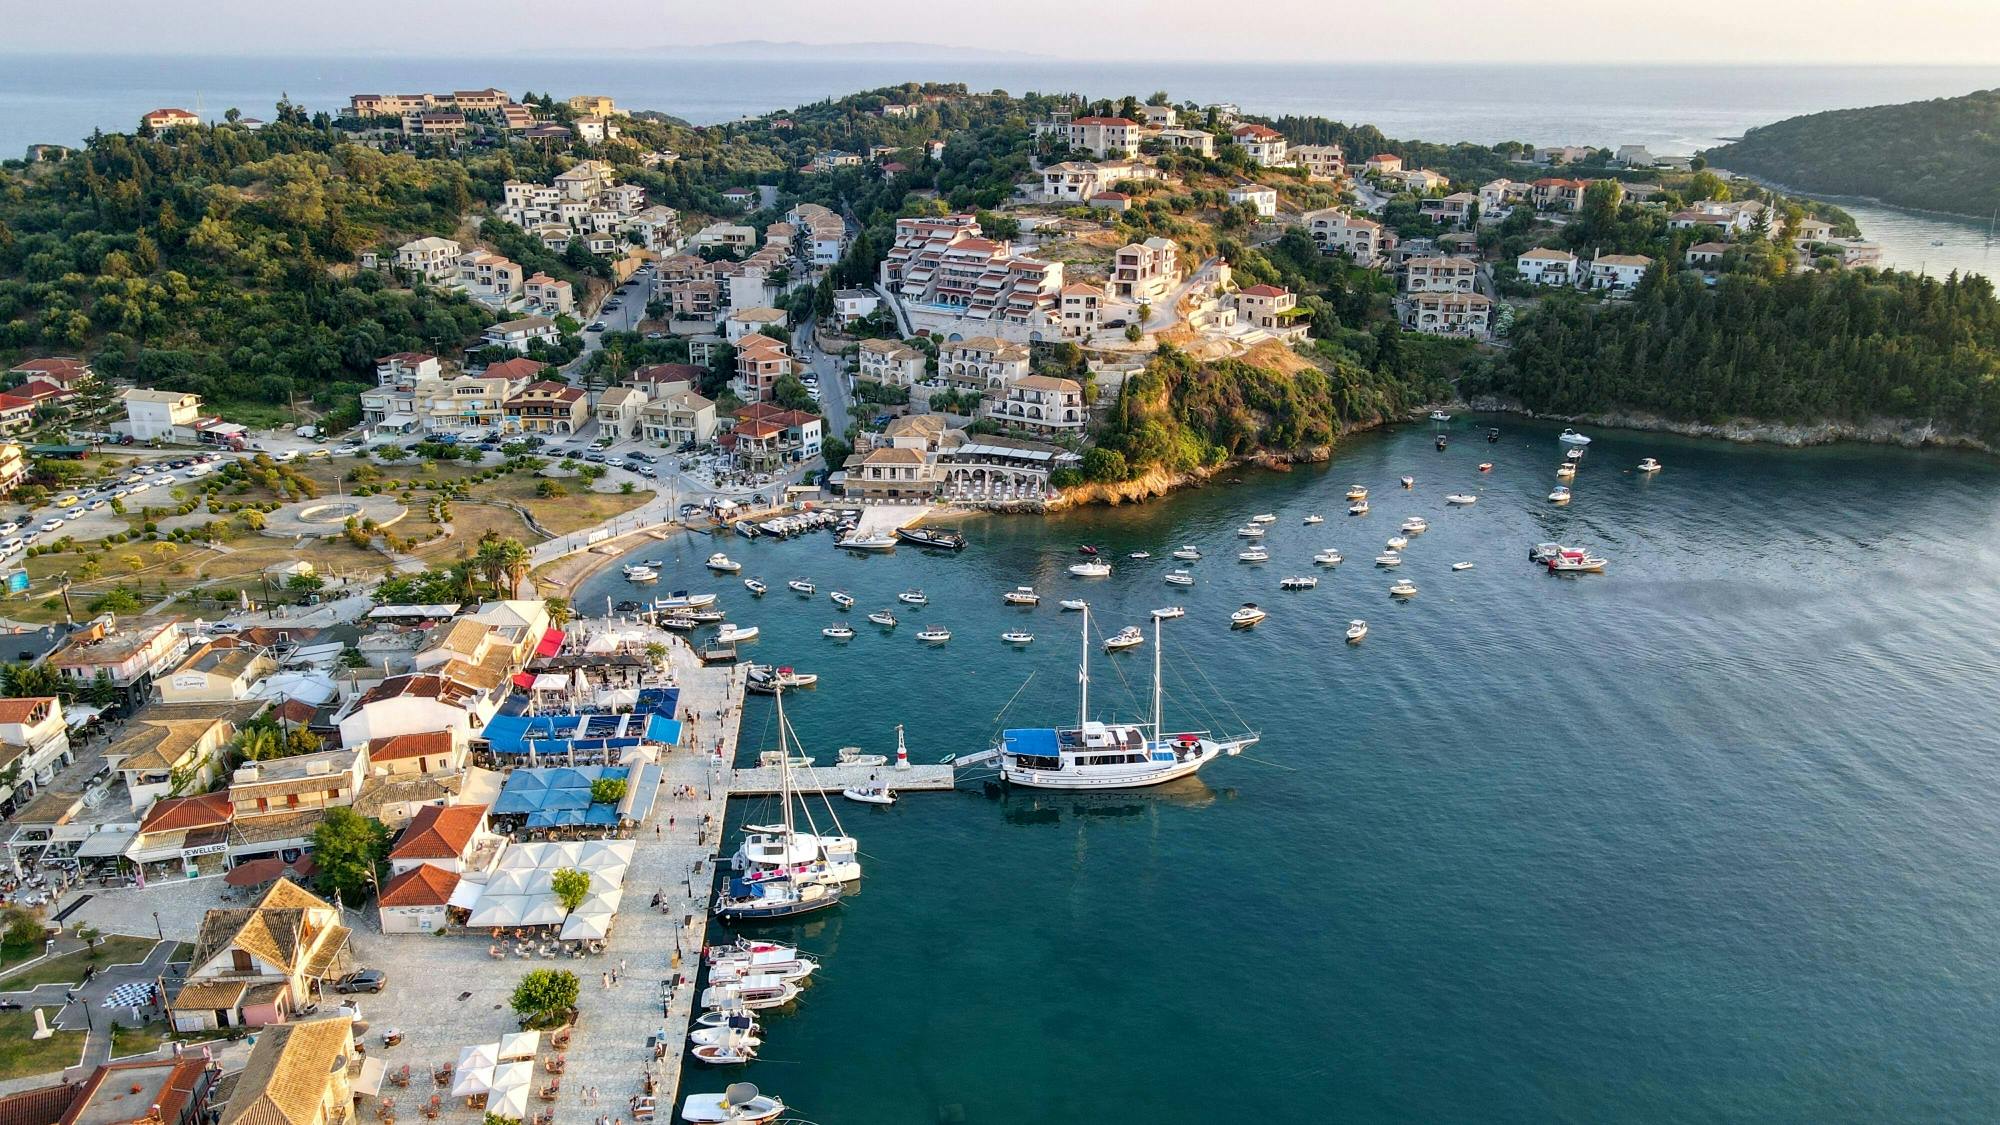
[1704,89,2000,221]
[590,40,1046,62]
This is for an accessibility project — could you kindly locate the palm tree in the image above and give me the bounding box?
[545,597,573,628]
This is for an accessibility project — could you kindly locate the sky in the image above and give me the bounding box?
[8,0,2000,64]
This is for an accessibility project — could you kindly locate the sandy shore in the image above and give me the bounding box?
[532,523,689,594]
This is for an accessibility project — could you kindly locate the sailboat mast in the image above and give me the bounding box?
[776,686,794,843]
[1078,603,1090,729]
[1152,614,1163,742]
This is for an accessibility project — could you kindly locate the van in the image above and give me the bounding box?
[0,538,25,556]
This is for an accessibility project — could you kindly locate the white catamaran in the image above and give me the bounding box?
[956,605,1258,790]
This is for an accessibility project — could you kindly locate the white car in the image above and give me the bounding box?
[605,457,627,469]
[85,499,106,511]
[38,519,63,533]
[110,488,129,500]
[64,506,85,519]
[152,475,175,486]
[0,522,17,536]
[274,450,299,463]
[128,482,150,495]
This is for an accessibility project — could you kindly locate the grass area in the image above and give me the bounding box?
[0,935,160,991]
[0,1009,84,1079]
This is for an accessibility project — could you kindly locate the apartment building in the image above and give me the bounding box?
[856,339,928,387]
[395,236,462,282]
[1405,257,1479,293]
[1230,124,1288,166]
[1302,209,1385,263]
[987,375,1086,437]
[1110,238,1180,303]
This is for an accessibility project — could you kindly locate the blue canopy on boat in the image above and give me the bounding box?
[1001,728,1060,757]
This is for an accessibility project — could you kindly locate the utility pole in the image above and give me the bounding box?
[56,573,73,625]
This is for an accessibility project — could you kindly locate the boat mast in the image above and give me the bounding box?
[775,686,795,854]
[1077,603,1090,729]
[1151,613,1163,743]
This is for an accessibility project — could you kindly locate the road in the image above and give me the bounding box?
[566,264,654,378]
[792,316,853,436]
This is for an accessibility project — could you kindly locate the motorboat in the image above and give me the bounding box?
[687,609,727,624]
[1230,603,1268,628]
[661,616,701,631]
[786,578,816,595]
[1104,626,1145,651]
[1349,500,1370,515]
[690,1039,758,1066]
[1556,462,1577,479]
[1236,525,1265,538]
[656,591,719,610]
[743,578,767,596]
[1548,486,1571,503]
[1059,598,1089,611]
[822,624,855,640]
[698,977,803,1012]
[1280,575,1318,590]
[1151,606,1185,619]
[1313,549,1343,566]
[1374,553,1402,567]
[1445,494,1478,505]
[868,609,898,628]
[1400,517,1428,533]
[1346,485,1368,500]
[1128,551,1152,559]
[756,751,815,769]
[1172,546,1202,561]
[834,747,888,767]
[829,590,855,608]
[707,553,742,573]
[836,533,897,551]
[747,665,816,692]
[1386,535,1408,550]
[1003,586,1041,605]
[916,626,952,644]
[1238,546,1269,562]
[680,1086,785,1124]
[1452,562,1475,571]
[615,599,644,613]
[1401,476,1415,488]
[1078,544,1099,555]
[1430,410,1452,422]
[707,950,819,984]
[1529,542,1565,563]
[1638,457,1662,473]
[1250,513,1278,524]
[1001,630,1036,645]
[897,588,929,605]
[1566,447,1585,461]
[1559,428,1592,446]
[1389,581,1418,598]
[1069,560,1112,577]
[1436,435,1448,450]
[689,1018,761,1051]
[1346,619,1368,643]
[950,605,1258,790]
[896,526,967,550]
[1164,569,1195,586]
[1547,547,1608,573]
[1477,462,1493,472]
[842,783,896,805]
[623,565,659,583]
[1303,515,1324,525]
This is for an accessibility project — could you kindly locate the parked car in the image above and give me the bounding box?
[605,457,627,469]
[586,322,606,333]
[38,519,62,533]
[336,970,388,994]
[626,451,653,464]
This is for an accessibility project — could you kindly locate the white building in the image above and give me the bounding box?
[1290,144,1345,181]
[123,388,204,441]
[987,375,1087,437]
[855,339,927,387]
[1302,209,1385,263]
[480,316,560,353]
[1589,254,1654,292]
[1228,184,1278,217]
[1110,238,1180,303]
[1230,124,1288,166]
[395,236,462,283]
[1516,247,1578,287]
[1405,257,1479,293]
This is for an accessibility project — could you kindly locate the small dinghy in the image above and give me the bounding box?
[1346,485,1369,500]
[1280,575,1318,590]
[1389,581,1419,598]
[829,590,855,608]
[1349,500,1370,515]
[1172,545,1202,561]
[1250,513,1278,524]
[1375,553,1403,567]
[1151,606,1185,619]
[743,578,767,596]
[842,784,896,805]
[1303,515,1324,525]
[1386,535,1408,550]
[1128,551,1152,559]
[715,624,758,644]
[1477,462,1493,473]
[1164,569,1195,586]
[787,578,815,595]
[1400,476,1415,488]
[1445,494,1478,505]
[1638,457,1662,473]
[1452,562,1475,571]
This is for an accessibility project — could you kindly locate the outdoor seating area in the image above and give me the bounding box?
[457,838,635,944]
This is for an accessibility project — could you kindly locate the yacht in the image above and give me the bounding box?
[1104,626,1145,651]
[1230,603,1268,628]
[1346,619,1368,643]
[1172,546,1202,561]
[680,1088,786,1124]
[1452,562,1475,571]
[743,578,767,596]
[1548,486,1571,503]
[955,606,1257,790]
[1349,500,1370,515]
[1529,542,1565,563]
[1313,549,1343,566]
[716,624,758,644]
[916,626,952,644]
[622,564,659,583]
[707,553,742,573]
[836,532,897,551]
[1001,630,1035,645]
[1445,494,1478,505]
[868,609,899,628]
[786,578,816,595]
[1151,606,1185,619]
[822,624,855,640]
[1547,547,1609,573]
[1638,457,1662,473]
[1059,598,1089,611]
[1400,517,1428,534]
[1236,525,1265,538]
[707,950,819,985]
[1389,580,1418,598]
[1559,428,1592,446]
[1386,535,1408,550]
[1069,560,1112,577]
[898,588,929,605]
[829,590,855,608]
[1250,513,1278,524]
[1374,553,1402,567]
[1238,546,1269,562]
[1003,586,1041,605]
[1164,569,1196,586]
[1280,575,1318,590]
[1303,515,1324,525]
[717,690,850,921]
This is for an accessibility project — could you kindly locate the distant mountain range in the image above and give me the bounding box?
[587,40,1046,62]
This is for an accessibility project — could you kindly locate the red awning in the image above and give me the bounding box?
[512,672,536,690]
[535,628,565,658]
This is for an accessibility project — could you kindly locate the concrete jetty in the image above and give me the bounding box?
[730,761,956,795]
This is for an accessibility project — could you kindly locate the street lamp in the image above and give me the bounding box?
[151,911,162,943]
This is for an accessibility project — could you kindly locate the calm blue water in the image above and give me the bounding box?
[577,418,2000,1123]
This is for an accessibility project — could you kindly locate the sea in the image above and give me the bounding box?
[5,55,2000,276]
[574,416,2000,1123]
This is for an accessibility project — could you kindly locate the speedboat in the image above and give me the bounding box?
[1386,535,1408,550]
[690,1039,758,1066]
[868,609,898,627]
[1638,457,1662,473]
[1230,603,1268,628]
[829,590,855,608]
[1059,598,1088,611]
[699,975,802,1011]
[1452,561,1475,571]
[1566,447,1585,461]
[787,578,815,595]
[1374,553,1402,567]
[1236,525,1265,538]
[692,1007,761,1030]
[743,578,767,596]
[1430,410,1452,422]
[1003,586,1040,605]
[681,1087,785,1123]
[1164,569,1195,586]
[1280,575,1318,590]
[1389,581,1418,598]
[661,615,701,631]
[655,591,719,610]
[1069,560,1112,577]
[1559,428,1592,446]
[1151,606,1185,619]
[1400,476,1414,488]
[897,526,967,550]
[1104,626,1144,651]
[1556,462,1576,479]
[916,626,952,644]
[1250,513,1278,524]
[1530,542,1565,563]
[1303,515,1324,525]
[1349,500,1370,515]
[822,624,855,640]
[1547,547,1608,573]
[1445,494,1478,505]
[623,564,659,583]
[707,553,742,573]
[1001,630,1035,645]
[1128,551,1152,559]
[1346,485,1368,500]
[1548,486,1571,503]
[1477,462,1493,472]
[843,783,896,805]
[1313,549,1343,566]
[1400,517,1428,533]
[898,588,928,605]
[687,609,727,624]
[1238,546,1269,562]
[1172,546,1202,561]
[1346,619,1368,643]
[835,533,897,551]
[716,624,758,644]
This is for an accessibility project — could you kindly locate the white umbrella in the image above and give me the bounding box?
[517,899,568,926]
[490,1059,536,1095]
[559,910,611,941]
[488,1080,530,1120]
[457,1043,500,1072]
[450,1064,496,1098]
[497,1030,540,1061]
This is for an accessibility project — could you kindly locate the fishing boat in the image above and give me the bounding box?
[1389,581,1418,598]
[830,590,854,608]
[821,624,855,640]
[1250,513,1278,524]
[1068,560,1112,577]
[1445,494,1478,505]
[1374,553,1402,567]
[1401,517,1428,533]
[1128,551,1152,560]
[1003,586,1041,605]
[1313,549,1343,566]
[1238,546,1269,562]
[955,606,1257,790]
[1346,619,1368,643]
[836,532,897,552]
[1236,525,1265,538]
[1230,603,1268,628]
[1164,569,1195,586]
[1303,515,1324,525]
[842,783,895,805]
[1477,462,1493,472]
[715,695,846,922]
[1559,428,1592,446]
[1386,535,1408,550]
[1547,547,1609,573]
[681,1086,785,1124]
[916,626,952,644]
[867,609,898,628]
[1172,545,1202,561]
[786,578,816,595]
[656,591,719,611]
[1059,598,1089,611]
[1104,626,1144,651]
[1400,475,1415,488]
[1548,486,1571,504]
[1349,500,1370,515]
[1151,606,1185,619]
[1280,575,1318,590]
[1638,457,1662,473]
[743,578,767,596]
[1346,485,1368,500]
[1452,562,1475,571]
[706,553,743,573]
[1001,630,1036,645]
[622,564,659,583]
[746,665,816,692]
[1430,410,1452,422]
[898,588,929,605]
[897,526,966,550]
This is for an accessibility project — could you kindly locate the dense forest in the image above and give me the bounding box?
[1471,267,2000,441]
[1703,89,2000,219]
